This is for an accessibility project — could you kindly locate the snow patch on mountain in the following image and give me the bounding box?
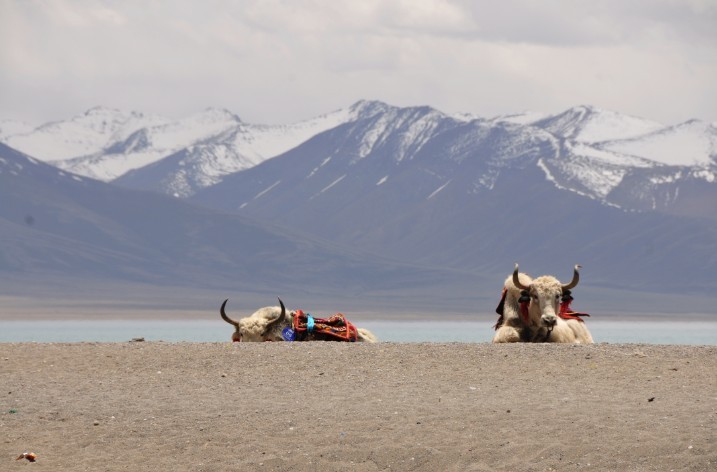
[488,111,548,126]
[5,107,239,179]
[315,174,346,197]
[599,120,717,167]
[4,107,170,161]
[427,180,451,199]
[144,108,240,151]
[355,106,448,162]
[191,145,254,184]
[452,112,480,122]
[159,144,259,197]
[33,102,386,186]
[566,142,654,168]
[527,107,717,203]
[231,105,359,163]
[256,180,282,199]
[534,105,664,143]
[692,168,715,183]
[308,157,333,179]
[113,104,379,196]
[4,101,716,212]
[649,170,683,185]
[3,107,123,161]
[0,119,35,140]
[549,155,628,199]
[538,158,622,206]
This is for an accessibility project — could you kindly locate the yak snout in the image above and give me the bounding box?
[541,314,557,327]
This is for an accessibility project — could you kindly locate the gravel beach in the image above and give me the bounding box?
[2,342,715,471]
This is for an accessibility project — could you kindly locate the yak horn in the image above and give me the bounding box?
[512,263,531,291]
[264,297,287,334]
[220,299,240,327]
[562,265,581,290]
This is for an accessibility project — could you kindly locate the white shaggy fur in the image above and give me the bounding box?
[493,268,593,344]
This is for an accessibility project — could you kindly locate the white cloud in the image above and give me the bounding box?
[0,0,714,126]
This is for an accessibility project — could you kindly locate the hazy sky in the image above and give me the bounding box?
[1,0,715,126]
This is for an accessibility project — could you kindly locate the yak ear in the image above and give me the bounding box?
[263,298,287,334]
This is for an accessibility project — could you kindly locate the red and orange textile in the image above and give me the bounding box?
[292,310,359,342]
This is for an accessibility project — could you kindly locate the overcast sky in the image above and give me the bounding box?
[1,0,715,126]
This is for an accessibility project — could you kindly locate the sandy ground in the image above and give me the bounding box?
[1,342,715,471]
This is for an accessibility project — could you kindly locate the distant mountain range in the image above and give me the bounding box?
[2,101,716,315]
[3,100,714,218]
[0,142,480,312]
[1,104,379,192]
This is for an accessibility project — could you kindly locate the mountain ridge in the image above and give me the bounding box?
[3,101,715,217]
[189,110,717,295]
[1,142,481,309]
[2,102,716,314]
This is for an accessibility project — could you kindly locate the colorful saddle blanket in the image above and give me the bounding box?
[292,310,359,342]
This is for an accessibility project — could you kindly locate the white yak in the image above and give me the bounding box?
[220,298,377,343]
[493,264,593,343]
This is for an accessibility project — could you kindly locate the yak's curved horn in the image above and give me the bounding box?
[562,265,581,290]
[512,263,531,291]
[264,297,287,334]
[220,299,240,327]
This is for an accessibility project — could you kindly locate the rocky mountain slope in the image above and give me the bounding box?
[2,102,716,311]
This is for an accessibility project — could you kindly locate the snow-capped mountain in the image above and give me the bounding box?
[55,108,243,181]
[3,101,715,215]
[2,107,172,162]
[1,141,476,310]
[0,101,388,190]
[114,101,388,197]
[3,101,717,311]
[190,104,717,294]
[599,119,717,167]
[486,110,549,126]
[0,119,36,140]
[532,105,665,143]
[533,108,716,215]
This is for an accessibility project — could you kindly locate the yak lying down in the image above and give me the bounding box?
[493,264,593,344]
[220,298,377,343]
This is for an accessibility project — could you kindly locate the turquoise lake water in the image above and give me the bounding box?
[1,320,715,345]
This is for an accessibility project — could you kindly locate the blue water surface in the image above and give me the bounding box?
[0,320,715,345]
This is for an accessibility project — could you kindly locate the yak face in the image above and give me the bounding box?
[512,264,580,329]
[525,276,563,328]
[220,299,289,342]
